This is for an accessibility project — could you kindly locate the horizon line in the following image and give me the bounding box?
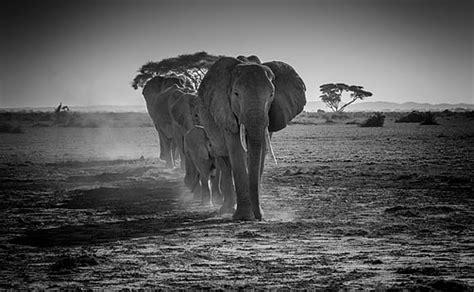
[1,100,473,110]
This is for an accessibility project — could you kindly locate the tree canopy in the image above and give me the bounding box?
[132,51,220,90]
[320,83,373,112]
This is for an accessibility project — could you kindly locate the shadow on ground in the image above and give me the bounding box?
[11,213,226,247]
[10,168,229,247]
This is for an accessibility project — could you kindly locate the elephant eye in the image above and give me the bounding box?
[234,92,239,96]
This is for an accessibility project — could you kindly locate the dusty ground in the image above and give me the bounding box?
[0,116,473,290]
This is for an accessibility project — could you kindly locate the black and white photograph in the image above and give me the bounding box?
[1,0,473,290]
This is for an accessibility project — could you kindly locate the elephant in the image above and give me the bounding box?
[198,56,306,220]
[169,92,222,205]
[142,75,192,167]
[183,125,223,205]
[169,91,200,170]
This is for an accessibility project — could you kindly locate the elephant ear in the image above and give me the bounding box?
[263,61,306,132]
[198,57,242,133]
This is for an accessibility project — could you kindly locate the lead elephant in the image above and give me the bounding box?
[198,56,306,220]
[142,75,192,167]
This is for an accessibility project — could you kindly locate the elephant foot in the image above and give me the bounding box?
[232,207,255,221]
[201,194,212,207]
[212,194,224,206]
[253,206,264,221]
[219,205,235,215]
[200,199,213,207]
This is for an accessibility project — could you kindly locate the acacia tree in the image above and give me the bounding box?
[320,83,373,112]
[131,51,220,90]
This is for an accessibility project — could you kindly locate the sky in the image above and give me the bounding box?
[1,0,473,108]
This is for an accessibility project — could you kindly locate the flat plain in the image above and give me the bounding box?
[0,112,473,290]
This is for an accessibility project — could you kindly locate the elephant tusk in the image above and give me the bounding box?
[240,123,247,153]
[265,128,277,165]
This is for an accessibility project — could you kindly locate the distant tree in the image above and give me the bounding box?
[54,102,62,114]
[320,83,373,112]
[54,102,70,124]
[131,51,220,90]
[54,102,69,114]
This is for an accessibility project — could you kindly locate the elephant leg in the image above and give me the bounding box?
[210,167,223,205]
[157,127,174,168]
[216,157,236,214]
[225,133,256,220]
[179,149,185,170]
[197,157,214,206]
[173,133,185,171]
[166,138,175,168]
[183,151,201,201]
[184,152,198,189]
[192,179,201,202]
[157,130,168,161]
[199,173,212,206]
[178,141,186,171]
[169,139,177,167]
[187,167,201,202]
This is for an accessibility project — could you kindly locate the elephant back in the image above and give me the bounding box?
[143,75,189,101]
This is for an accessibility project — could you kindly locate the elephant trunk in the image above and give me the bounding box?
[244,109,267,219]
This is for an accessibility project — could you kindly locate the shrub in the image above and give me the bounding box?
[395,111,425,123]
[360,112,385,127]
[442,109,454,117]
[420,112,438,125]
[324,117,336,124]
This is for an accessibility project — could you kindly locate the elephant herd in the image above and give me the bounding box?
[142,55,306,220]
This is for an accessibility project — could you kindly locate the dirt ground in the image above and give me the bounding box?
[0,116,473,290]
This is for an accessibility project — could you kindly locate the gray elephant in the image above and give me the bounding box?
[198,56,306,220]
[183,125,223,205]
[169,93,222,205]
[169,91,200,170]
[142,75,192,167]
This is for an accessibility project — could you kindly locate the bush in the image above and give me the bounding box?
[441,109,454,117]
[395,111,425,123]
[396,111,439,125]
[420,112,438,125]
[330,112,350,120]
[324,116,336,124]
[360,112,385,127]
[0,122,24,133]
